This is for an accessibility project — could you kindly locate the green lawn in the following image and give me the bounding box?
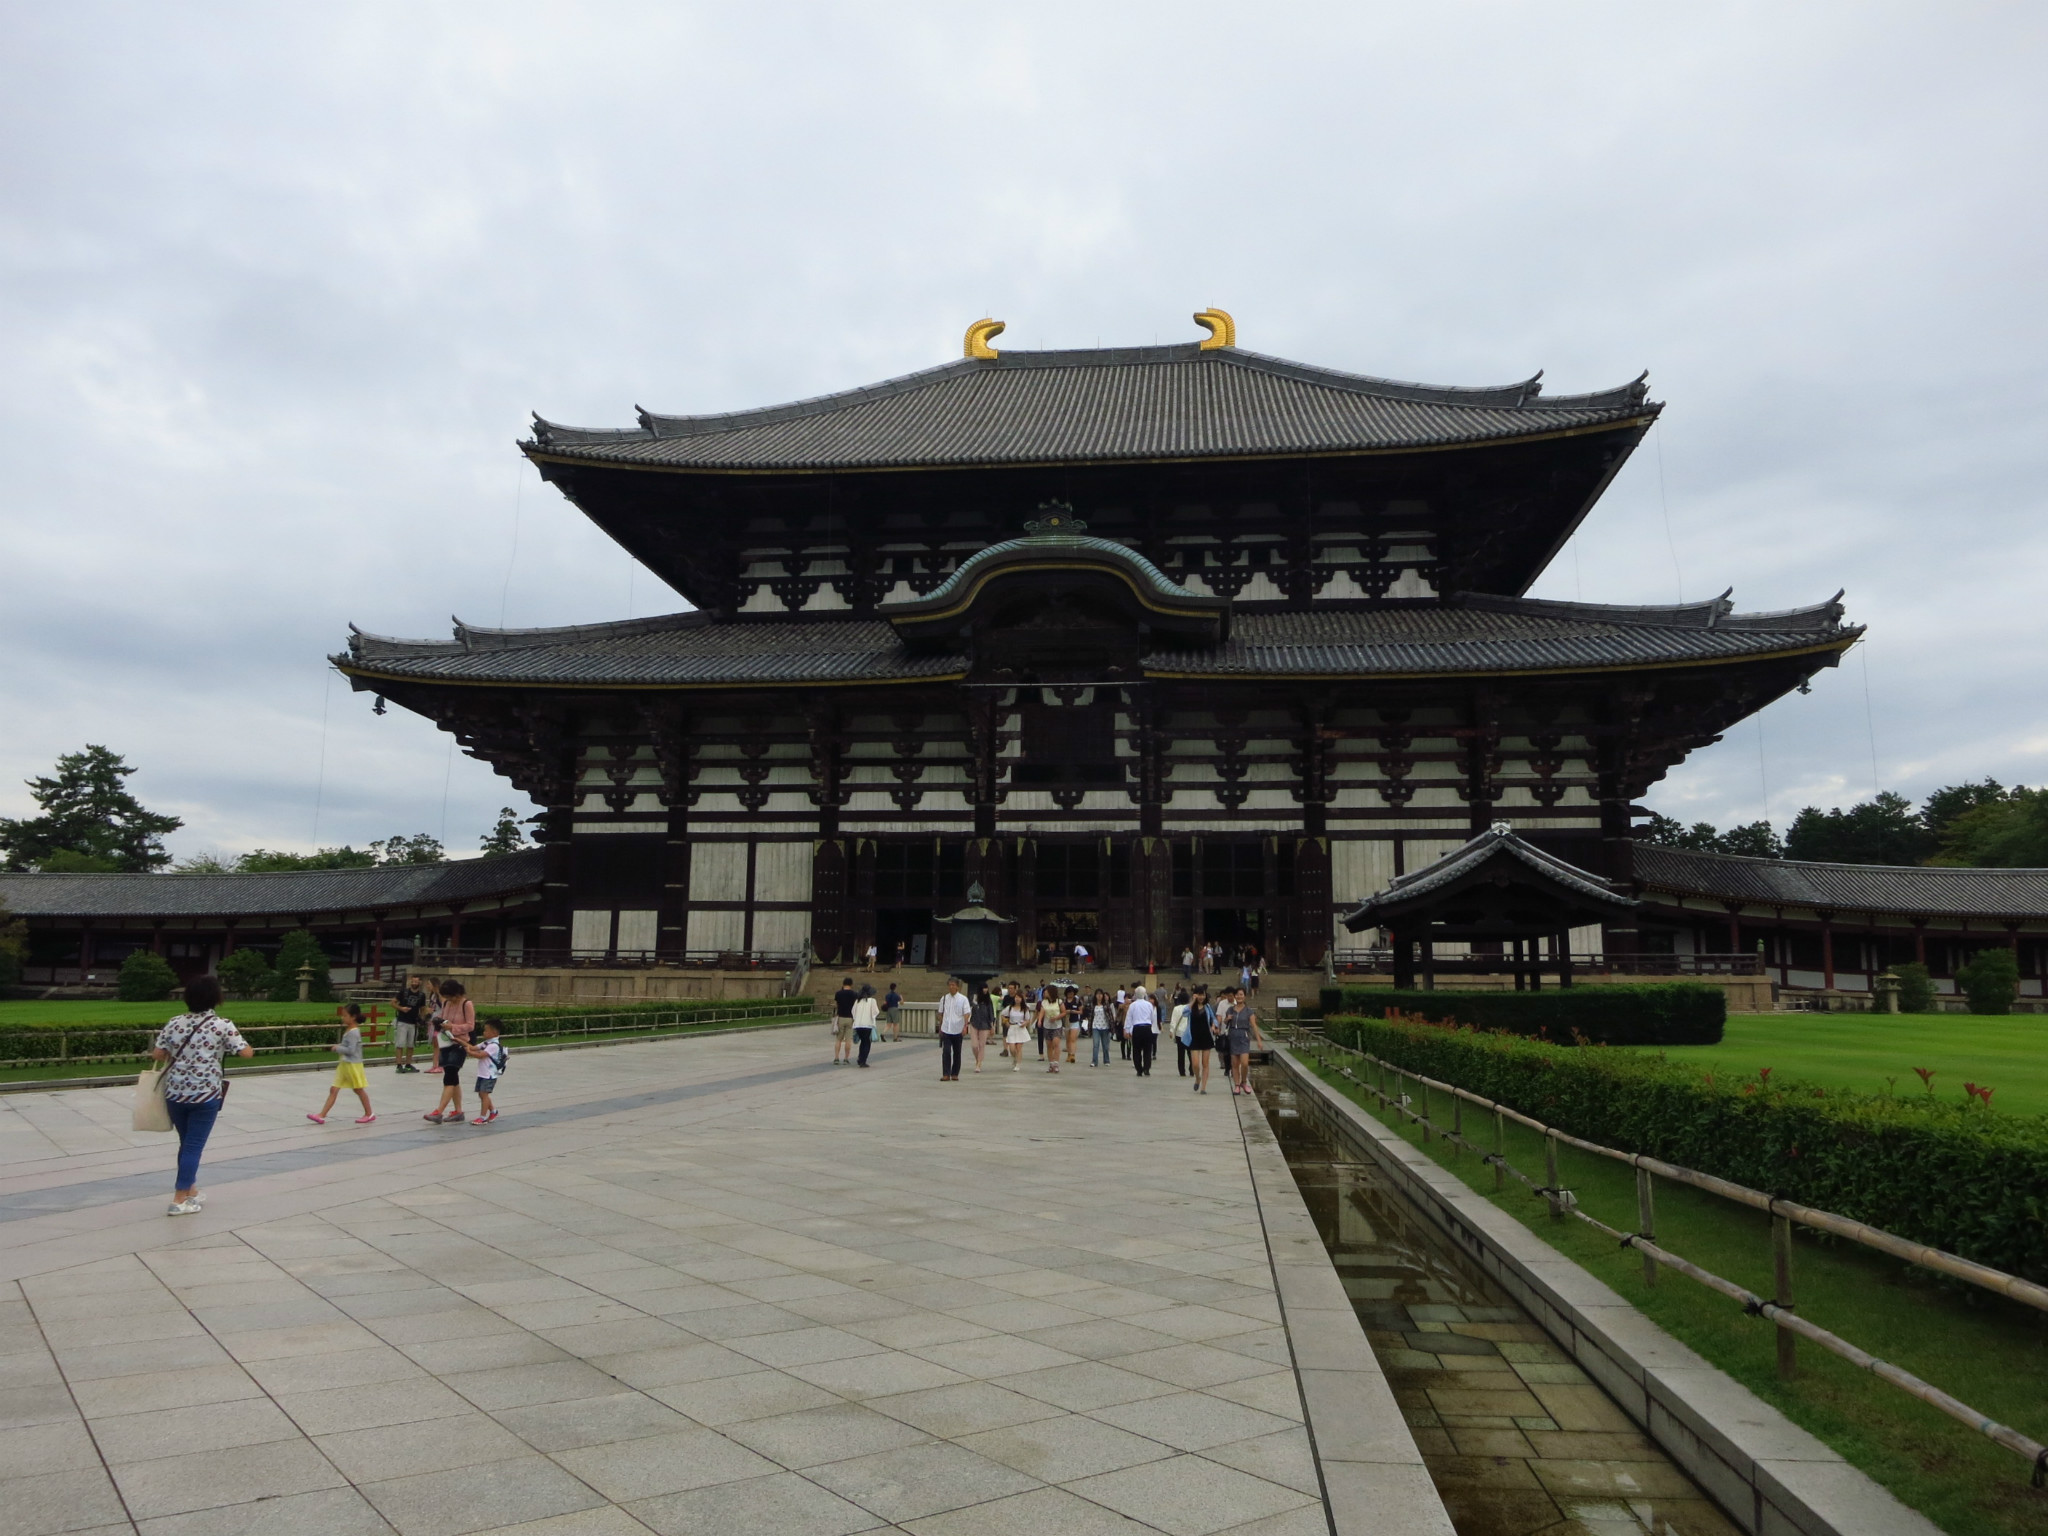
[0,1000,356,1026]
[1647,1011,2048,1116]
[1288,1048,2048,1536]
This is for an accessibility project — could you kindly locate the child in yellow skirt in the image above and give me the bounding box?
[308,1003,376,1124]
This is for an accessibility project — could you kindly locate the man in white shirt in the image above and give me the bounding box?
[1124,986,1159,1078]
[937,978,970,1082]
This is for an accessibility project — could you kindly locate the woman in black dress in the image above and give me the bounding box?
[1186,987,1215,1094]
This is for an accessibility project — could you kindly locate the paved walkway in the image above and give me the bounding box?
[0,1029,1327,1535]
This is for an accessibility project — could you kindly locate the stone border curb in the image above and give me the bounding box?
[1234,1092,1457,1536]
[1273,1047,1941,1536]
[0,1015,824,1095]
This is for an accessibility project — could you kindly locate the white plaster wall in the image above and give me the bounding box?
[753,842,814,905]
[686,909,747,952]
[688,842,749,903]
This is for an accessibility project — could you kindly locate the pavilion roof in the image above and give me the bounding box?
[0,850,545,921]
[1632,844,2048,921]
[526,343,1657,473]
[1342,823,1636,932]
[337,593,1854,690]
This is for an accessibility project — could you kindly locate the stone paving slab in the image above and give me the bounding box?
[0,1028,1341,1534]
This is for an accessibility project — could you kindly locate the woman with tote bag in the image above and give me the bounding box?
[143,975,254,1215]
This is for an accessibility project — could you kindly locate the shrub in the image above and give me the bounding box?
[216,949,274,999]
[266,930,333,1002]
[1315,983,1723,1046]
[1892,961,1937,1014]
[1320,1012,2048,1281]
[116,950,179,1002]
[1956,948,2020,1016]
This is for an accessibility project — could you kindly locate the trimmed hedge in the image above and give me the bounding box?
[0,996,816,1065]
[1322,1013,2048,1282]
[1316,984,1724,1046]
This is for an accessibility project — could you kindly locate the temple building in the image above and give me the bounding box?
[333,314,1862,975]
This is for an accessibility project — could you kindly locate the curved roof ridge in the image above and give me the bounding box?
[527,344,1659,453]
[1457,590,1848,634]
[346,612,711,661]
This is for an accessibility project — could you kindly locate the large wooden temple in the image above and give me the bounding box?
[335,314,1859,972]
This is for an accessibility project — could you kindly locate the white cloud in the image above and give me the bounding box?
[0,2,2042,854]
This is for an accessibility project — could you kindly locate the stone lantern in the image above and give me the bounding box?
[935,883,1013,992]
[1873,970,1902,1014]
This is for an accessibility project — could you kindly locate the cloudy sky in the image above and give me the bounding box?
[2,4,2042,862]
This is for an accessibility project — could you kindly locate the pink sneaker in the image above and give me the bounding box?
[423,1111,446,1121]
[470,1114,491,1125]
[355,1114,377,1124]
[306,1114,326,1124]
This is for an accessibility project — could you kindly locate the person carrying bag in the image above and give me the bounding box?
[144,975,254,1215]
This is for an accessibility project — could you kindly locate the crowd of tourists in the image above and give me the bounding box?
[831,975,1264,1093]
[146,971,508,1217]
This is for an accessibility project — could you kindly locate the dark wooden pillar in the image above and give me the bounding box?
[1392,926,1414,991]
[1012,838,1037,967]
[1557,930,1574,988]
[1294,837,1331,971]
[851,839,878,965]
[1724,904,1743,955]
[811,839,848,964]
[448,903,466,955]
[78,924,93,980]
[372,917,386,981]
[539,804,574,957]
[660,808,691,962]
[1420,933,1437,992]
[1819,911,1836,992]
[1912,918,1927,966]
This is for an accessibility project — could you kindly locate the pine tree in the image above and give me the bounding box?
[0,747,183,871]
[479,808,530,856]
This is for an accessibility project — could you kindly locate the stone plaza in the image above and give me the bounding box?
[0,1027,1360,1536]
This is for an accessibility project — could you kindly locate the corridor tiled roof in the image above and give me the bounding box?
[0,850,545,919]
[338,594,1854,689]
[1632,845,2048,920]
[525,343,1657,472]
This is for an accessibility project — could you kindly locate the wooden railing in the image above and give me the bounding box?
[1329,950,1764,977]
[1282,1023,2048,1481]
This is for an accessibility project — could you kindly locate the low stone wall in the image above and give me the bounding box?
[435,966,795,1006]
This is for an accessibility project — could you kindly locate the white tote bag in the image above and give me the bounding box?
[132,1020,201,1133]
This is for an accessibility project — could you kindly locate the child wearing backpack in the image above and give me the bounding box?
[465,1019,506,1124]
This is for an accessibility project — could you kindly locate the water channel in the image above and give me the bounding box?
[1251,1065,1741,1536]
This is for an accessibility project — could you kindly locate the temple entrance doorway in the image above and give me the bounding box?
[875,908,932,966]
[1037,908,1100,969]
[1201,907,1265,964]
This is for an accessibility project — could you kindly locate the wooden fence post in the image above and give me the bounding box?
[1419,1079,1430,1143]
[1545,1129,1563,1219]
[1774,1212,1797,1380]
[1493,1107,1506,1192]
[1636,1165,1657,1287]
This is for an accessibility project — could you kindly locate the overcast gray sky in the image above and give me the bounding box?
[2,3,2042,861]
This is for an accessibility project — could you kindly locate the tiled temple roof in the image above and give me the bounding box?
[338,595,1853,689]
[526,344,1657,472]
[1632,845,2048,921]
[0,851,545,920]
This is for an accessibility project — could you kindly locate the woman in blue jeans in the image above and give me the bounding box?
[150,975,253,1215]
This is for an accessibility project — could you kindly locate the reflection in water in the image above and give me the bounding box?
[1255,1069,1740,1536]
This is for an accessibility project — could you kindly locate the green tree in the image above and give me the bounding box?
[370,833,444,866]
[1933,787,2048,868]
[37,849,123,873]
[117,950,179,1002]
[1640,814,1782,859]
[235,847,376,872]
[479,808,530,856]
[170,852,235,873]
[0,746,183,871]
[0,899,24,989]
[1783,791,1933,865]
[266,929,334,1002]
[1922,779,2010,842]
[1891,961,1937,1014]
[1955,947,2020,1015]
[216,948,274,999]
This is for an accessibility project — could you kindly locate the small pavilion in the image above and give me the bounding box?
[1342,823,1638,990]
